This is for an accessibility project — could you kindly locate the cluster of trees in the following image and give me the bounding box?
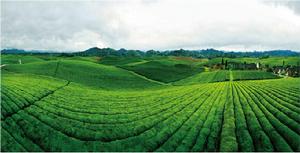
[210,58,257,70]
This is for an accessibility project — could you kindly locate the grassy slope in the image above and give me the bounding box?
[1,54,100,65]
[99,56,147,66]
[119,57,204,83]
[2,60,161,90]
[1,55,46,64]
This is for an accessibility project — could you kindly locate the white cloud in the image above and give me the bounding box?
[1,0,300,51]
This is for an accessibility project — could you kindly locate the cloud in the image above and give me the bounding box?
[1,0,300,51]
[262,0,300,15]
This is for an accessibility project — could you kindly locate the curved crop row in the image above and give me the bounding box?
[1,73,300,152]
[239,82,300,135]
[236,83,299,151]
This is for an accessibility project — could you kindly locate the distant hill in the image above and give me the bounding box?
[226,50,300,57]
[75,47,145,57]
[1,49,27,54]
[1,48,61,54]
[264,50,300,56]
[77,48,300,58]
[1,48,300,58]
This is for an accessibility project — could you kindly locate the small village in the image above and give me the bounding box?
[208,58,300,77]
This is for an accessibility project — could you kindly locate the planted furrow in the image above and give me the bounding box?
[1,92,22,118]
[2,81,70,121]
[45,85,205,111]
[2,89,28,109]
[30,85,205,126]
[260,85,300,101]
[7,85,218,151]
[2,118,43,151]
[219,82,238,152]
[149,84,224,152]
[239,83,300,135]
[204,83,229,151]
[190,83,228,151]
[19,85,213,142]
[37,86,204,118]
[251,82,300,104]
[242,82,300,115]
[10,111,86,152]
[231,82,254,151]
[2,71,300,152]
[233,82,273,151]
[1,127,27,152]
[239,83,300,151]
[260,86,300,108]
[155,83,225,152]
[235,82,292,151]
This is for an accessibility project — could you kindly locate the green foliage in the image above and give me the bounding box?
[1,55,46,64]
[1,55,300,152]
[121,59,203,83]
[220,83,238,152]
[99,56,147,66]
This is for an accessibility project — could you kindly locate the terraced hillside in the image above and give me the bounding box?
[1,72,300,152]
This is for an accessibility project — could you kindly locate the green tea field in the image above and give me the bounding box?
[2,1,300,151]
[1,55,300,152]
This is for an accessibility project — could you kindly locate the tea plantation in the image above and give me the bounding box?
[1,56,300,152]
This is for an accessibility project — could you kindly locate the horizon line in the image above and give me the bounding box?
[2,47,300,53]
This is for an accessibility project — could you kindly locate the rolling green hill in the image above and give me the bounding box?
[120,58,204,83]
[99,56,147,66]
[98,56,207,83]
[2,60,162,90]
[1,55,46,64]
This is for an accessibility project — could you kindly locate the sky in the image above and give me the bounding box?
[1,0,300,52]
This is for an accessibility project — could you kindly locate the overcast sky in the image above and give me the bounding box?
[1,0,300,52]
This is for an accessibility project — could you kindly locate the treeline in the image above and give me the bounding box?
[2,47,300,58]
[75,47,300,58]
